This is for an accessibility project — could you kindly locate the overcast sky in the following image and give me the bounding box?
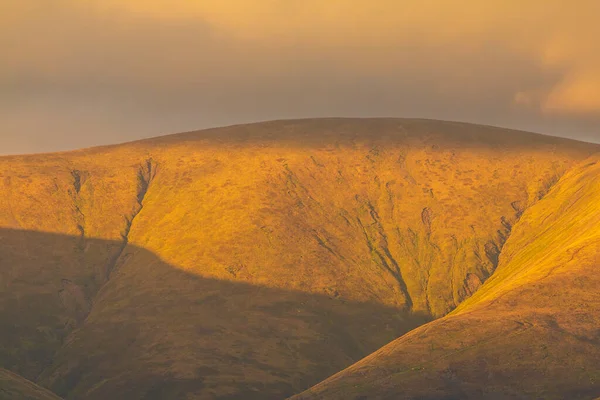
[1,0,599,154]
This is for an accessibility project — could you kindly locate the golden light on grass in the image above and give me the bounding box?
[1,119,598,398]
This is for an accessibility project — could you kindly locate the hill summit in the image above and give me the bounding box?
[0,118,598,399]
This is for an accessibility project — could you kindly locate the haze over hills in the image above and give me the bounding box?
[0,118,599,399]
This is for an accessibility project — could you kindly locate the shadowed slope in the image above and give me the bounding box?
[0,369,61,400]
[0,119,597,398]
[1,229,428,399]
[292,155,600,399]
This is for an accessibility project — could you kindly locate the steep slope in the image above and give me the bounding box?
[0,369,61,400]
[0,149,152,379]
[0,119,597,399]
[292,154,600,399]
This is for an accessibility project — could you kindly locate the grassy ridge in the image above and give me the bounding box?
[292,154,600,399]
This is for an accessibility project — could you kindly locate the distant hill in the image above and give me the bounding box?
[0,119,597,399]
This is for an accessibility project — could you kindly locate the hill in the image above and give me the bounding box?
[292,154,600,399]
[0,369,61,400]
[0,118,597,399]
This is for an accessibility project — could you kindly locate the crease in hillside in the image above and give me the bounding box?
[356,199,413,311]
[52,167,95,333]
[393,218,440,315]
[283,163,323,211]
[420,207,436,315]
[450,167,575,314]
[460,173,559,299]
[312,228,346,262]
[382,168,568,317]
[37,158,159,390]
[37,159,159,382]
[106,158,157,281]
[68,169,89,251]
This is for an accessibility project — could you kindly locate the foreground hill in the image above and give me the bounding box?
[0,119,597,398]
[0,369,61,400]
[292,154,600,399]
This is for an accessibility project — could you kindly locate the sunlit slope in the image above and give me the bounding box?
[0,118,596,398]
[83,119,595,315]
[292,154,600,399]
[0,147,152,378]
[0,369,61,400]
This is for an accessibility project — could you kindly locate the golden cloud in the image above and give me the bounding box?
[2,0,600,116]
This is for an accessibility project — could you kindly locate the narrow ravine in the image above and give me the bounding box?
[105,158,157,280]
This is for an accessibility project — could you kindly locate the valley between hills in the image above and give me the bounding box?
[0,118,599,399]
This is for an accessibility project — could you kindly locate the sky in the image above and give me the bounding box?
[1,0,600,154]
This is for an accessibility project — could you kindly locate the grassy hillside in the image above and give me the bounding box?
[292,154,600,399]
[0,369,61,400]
[0,119,597,398]
[2,230,429,399]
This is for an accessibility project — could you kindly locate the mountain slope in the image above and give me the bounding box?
[292,154,600,399]
[0,119,597,399]
[0,369,61,400]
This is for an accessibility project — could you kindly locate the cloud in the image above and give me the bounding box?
[0,0,598,153]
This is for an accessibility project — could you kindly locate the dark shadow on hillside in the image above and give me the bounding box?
[0,228,430,400]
